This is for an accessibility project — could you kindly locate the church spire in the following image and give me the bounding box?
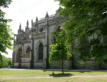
[26,20,29,28]
[19,23,21,30]
[31,19,33,27]
[36,17,38,24]
[45,12,49,19]
[25,20,29,32]
[18,23,22,33]
[35,17,38,32]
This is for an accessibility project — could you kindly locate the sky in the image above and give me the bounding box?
[3,0,59,58]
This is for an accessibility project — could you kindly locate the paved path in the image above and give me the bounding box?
[0,74,107,80]
[1,68,107,72]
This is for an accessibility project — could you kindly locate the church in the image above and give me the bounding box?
[12,13,71,69]
[12,12,107,69]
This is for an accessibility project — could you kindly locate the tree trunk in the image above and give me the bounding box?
[0,54,3,68]
[99,60,104,69]
[61,59,64,74]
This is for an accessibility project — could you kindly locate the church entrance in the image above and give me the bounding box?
[17,47,22,68]
[38,43,43,61]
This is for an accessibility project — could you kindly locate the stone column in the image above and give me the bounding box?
[45,12,49,69]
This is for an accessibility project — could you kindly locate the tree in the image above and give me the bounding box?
[0,54,3,67]
[0,55,12,68]
[56,0,107,66]
[50,30,69,73]
[0,0,13,65]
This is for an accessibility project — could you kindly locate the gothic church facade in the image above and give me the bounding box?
[12,13,71,68]
[12,12,107,69]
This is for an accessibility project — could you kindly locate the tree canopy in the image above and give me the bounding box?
[0,55,12,68]
[56,0,107,64]
[0,0,13,61]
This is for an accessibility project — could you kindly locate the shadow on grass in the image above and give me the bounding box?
[43,69,92,73]
[49,73,73,77]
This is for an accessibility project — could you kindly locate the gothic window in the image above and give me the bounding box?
[38,43,43,61]
[39,27,43,32]
[26,46,31,58]
[16,47,22,62]
[57,26,61,32]
[51,37,56,44]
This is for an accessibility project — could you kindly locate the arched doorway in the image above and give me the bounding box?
[17,47,22,68]
[38,43,43,61]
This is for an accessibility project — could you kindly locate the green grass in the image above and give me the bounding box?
[0,69,51,76]
[0,78,71,82]
[0,69,107,76]
[0,69,107,82]
[0,77,107,82]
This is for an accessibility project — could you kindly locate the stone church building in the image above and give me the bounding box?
[12,13,71,69]
[12,12,107,69]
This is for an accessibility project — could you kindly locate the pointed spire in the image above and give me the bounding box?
[36,17,38,22]
[45,12,49,18]
[25,20,29,32]
[19,23,21,29]
[31,19,33,27]
[26,20,29,28]
[18,23,22,33]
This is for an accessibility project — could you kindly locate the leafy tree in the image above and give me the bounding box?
[50,30,69,73]
[0,55,12,68]
[0,0,13,65]
[56,0,107,66]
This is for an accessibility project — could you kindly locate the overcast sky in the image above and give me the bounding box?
[3,0,59,58]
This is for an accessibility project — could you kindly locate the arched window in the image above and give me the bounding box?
[26,46,31,58]
[39,27,43,32]
[57,26,61,32]
[51,37,56,44]
[16,47,22,62]
[38,43,43,60]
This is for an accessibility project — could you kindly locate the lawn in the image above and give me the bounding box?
[0,69,107,82]
[1,77,107,82]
